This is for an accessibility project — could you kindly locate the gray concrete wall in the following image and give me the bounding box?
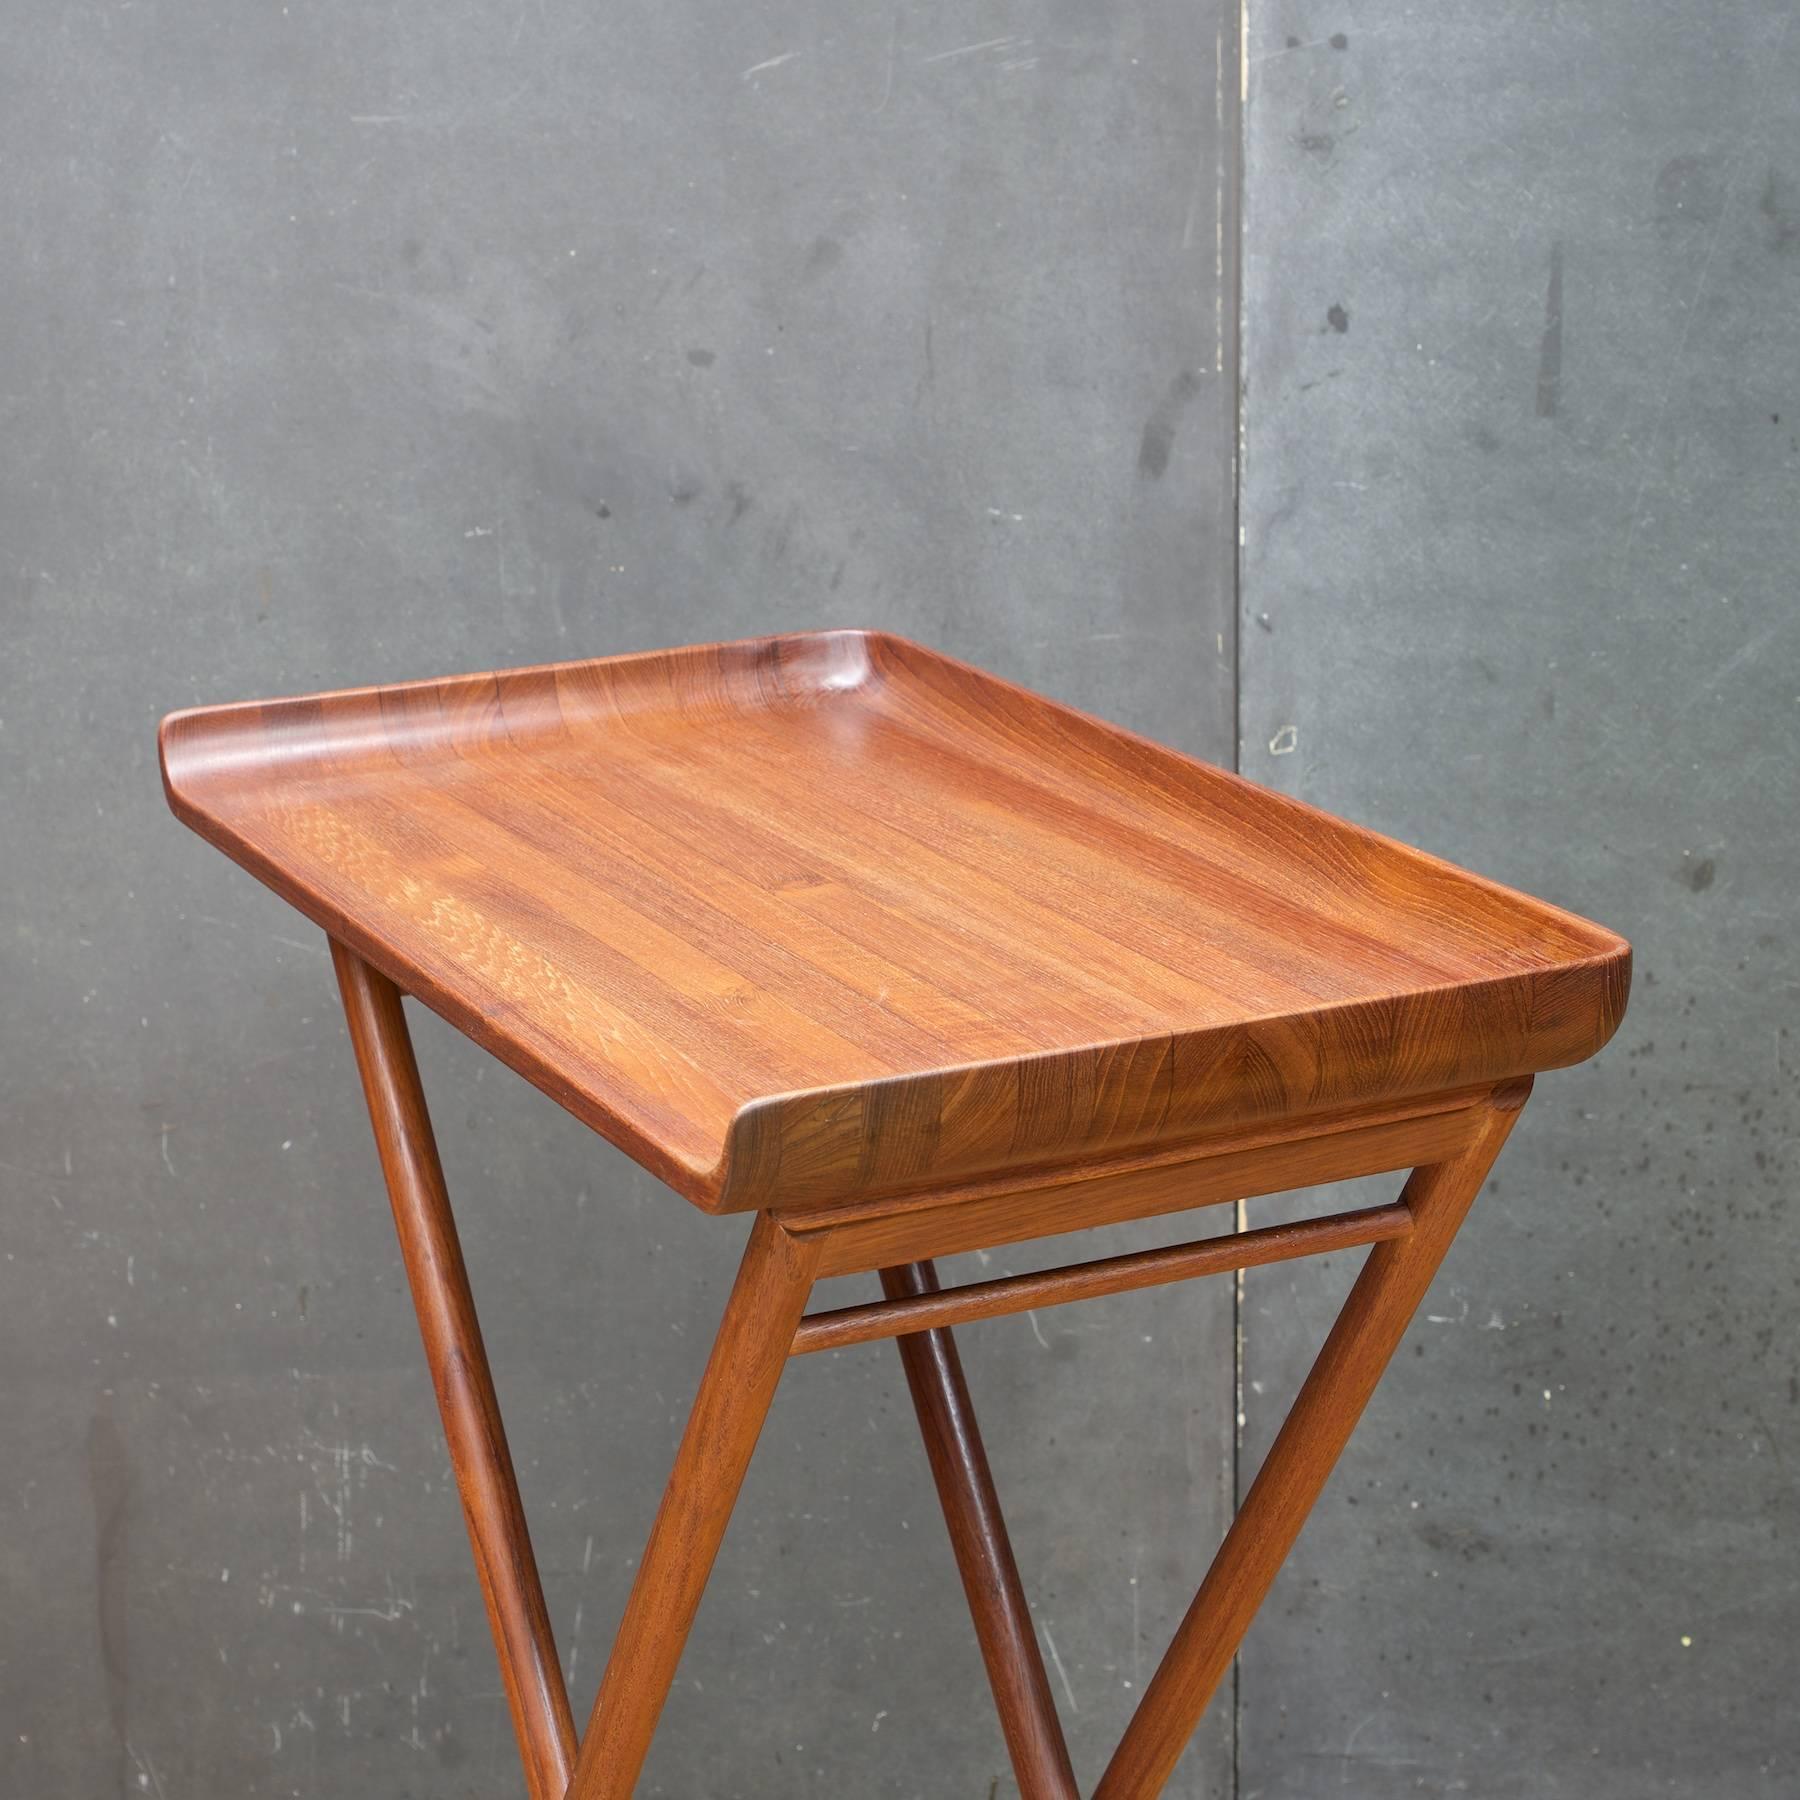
[9,0,1795,1795]
[0,2,1239,1795]
[1239,4,1799,1795]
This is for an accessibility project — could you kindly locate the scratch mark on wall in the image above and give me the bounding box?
[566,1600,585,1687]
[922,36,1022,65]
[1041,1621,1079,1712]
[874,10,900,113]
[1677,615,1792,714]
[1130,1557,1143,1689]
[741,52,801,80]
[1216,20,1226,370]
[126,1742,169,1799]
[1425,1287,1470,1326]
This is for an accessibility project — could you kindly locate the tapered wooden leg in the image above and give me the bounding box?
[565,1212,824,1800]
[330,965,1526,1800]
[331,942,577,1800]
[1094,1079,1531,1800]
[884,1261,1080,1800]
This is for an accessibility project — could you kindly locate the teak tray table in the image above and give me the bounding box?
[160,630,1630,1799]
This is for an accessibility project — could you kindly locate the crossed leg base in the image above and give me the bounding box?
[332,943,1528,1800]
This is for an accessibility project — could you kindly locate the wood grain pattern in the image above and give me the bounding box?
[789,1090,1488,1279]
[160,631,1629,1214]
[173,640,1632,1797]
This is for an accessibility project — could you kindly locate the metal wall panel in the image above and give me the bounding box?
[0,2,1238,1793]
[1240,5,1799,1794]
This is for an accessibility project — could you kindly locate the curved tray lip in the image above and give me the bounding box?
[860,629,1632,963]
[158,626,884,795]
[158,630,893,1206]
[160,626,1632,1214]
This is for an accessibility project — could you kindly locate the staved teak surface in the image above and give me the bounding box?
[160,630,1629,1211]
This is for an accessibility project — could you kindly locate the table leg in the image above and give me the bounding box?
[330,958,1526,1800]
[331,941,578,1800]
[565,1212,824,1800]
[1093,1079,1530,1799]
[883,1260,1080,1800]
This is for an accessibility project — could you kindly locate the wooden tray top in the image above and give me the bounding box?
[160,630,1629,1212]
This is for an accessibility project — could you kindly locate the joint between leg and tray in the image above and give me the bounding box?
[779,1090,1497,1280]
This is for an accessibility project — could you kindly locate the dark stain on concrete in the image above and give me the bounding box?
[1327,303,1350,333]
[87,1398,130,1781]
[804,236,844,277]
[1761,167,1798,254]
[1137,369,1203,479]
[1536,239,1565,418]
[1418,1516,1497,1562]
[1655,153,1724,228]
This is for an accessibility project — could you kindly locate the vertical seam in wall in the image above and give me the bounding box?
[1231,0,1247,776]
[1229,3,1249,1797]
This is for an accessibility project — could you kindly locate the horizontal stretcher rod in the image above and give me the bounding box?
[790,1201,1414,1356]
